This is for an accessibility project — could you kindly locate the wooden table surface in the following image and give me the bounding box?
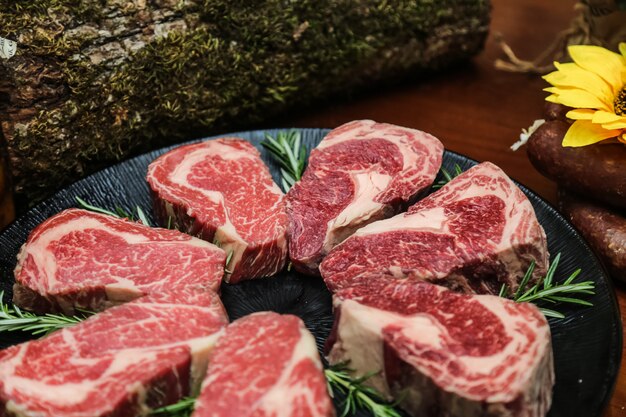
[264,0,626,415]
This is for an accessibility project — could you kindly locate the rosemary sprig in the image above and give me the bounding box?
[501,253,595,319]
[432,164,463,189]
[212,239,235,274]
[261,130,307,192]
[146,363,401,417]
[224,250,234,274]
[76,197,153,227]
[151,397,195,417]
[0,291,91,336]
[325,363,402,417]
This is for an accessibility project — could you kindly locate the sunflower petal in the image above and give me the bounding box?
[600,121,626,129]
[562,120,621,147]
[619,133,626,144]
[545,94,560,103]
[620,42,626,58]
[545,87,610,111]
[566,109,595,120]
[592,110,626,124]
[544,62,614,104]
[568,45,624,94]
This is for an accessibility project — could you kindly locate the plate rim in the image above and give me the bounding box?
[0,127,622,416]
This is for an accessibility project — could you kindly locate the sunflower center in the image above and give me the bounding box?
[615,86,626,116]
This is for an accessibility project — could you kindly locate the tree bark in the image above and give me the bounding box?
[0,0,490,208]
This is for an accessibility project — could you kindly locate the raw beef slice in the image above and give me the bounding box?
[287,120,443,275]
[13,208,226,315]
[147,138,288,283]
[321,162,548,295]
[193,312,335,417]
[326,280,554,417]
[0,288,229,417]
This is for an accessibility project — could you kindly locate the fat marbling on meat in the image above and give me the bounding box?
[193,312,335,417]
[0,288,229,417]
[13,208,226,314]
[287,120,443,275]
[321,162,548,295]
[147,138,288,283]
[326,280,554,417]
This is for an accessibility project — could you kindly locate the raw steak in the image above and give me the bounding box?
[321,162,548,295]
[326,280,554,417]
[13,208,225,315]
[193,312,335,417]
[147,138,288,283]
[0,288,229,417]
[287,120,443,275]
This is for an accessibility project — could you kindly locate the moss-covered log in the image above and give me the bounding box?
[0,0,490,206]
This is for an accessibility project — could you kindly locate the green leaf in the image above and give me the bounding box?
[507,252,594,320]
[151,397,196,416]
[261,130,307,191]
[539,308,565,319]
[0,291,92,336]
[432,165,465,190]
[325,363,401,417]
[76,197,120,218]
[136,206,152,227]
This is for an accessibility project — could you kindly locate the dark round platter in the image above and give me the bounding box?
[0,128,621,417]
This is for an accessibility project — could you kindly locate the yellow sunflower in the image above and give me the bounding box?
[543,42,626,147]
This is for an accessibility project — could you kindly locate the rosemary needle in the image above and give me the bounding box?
[75,197,152,226]
[501,252,595,319]
[148,364,402,417]
[151,397,195,417]
[0,291,91,336]
[261,130,307,192]
[325,363,402,417]
[432,164,463,189]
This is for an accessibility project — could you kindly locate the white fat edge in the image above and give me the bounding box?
[168,142,255,183]
[265,174,286,197]
[0,348,164,408]
[164,142,283,211]
[350,206,448,238]
[187,330,226,394]
[2,337,223,408]
[352,169,537,253]
[459,296,552,403]
[0,343,29,383]
[329,299,444,399]
[96,331,222,393]
[323,171,391,252]
[164,146,253,276]
[0,318,225,405]
[316,121,434,177]
[316,120,376,149]
[18,217,114,292]
[213,225,247,281]
[5,399,43,417]
[332,296,551,404]
[104,281,145,303]
[256,325,324,417]
[21,216,212,293]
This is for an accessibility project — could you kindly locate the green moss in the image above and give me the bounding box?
[0,1,104,56]
[5,0,490,205]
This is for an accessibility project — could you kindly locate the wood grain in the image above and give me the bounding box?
[263,0,626,415]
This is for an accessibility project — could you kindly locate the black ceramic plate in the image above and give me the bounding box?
[0,129,621,417]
